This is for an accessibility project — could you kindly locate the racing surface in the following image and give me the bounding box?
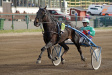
[0,30,112,75]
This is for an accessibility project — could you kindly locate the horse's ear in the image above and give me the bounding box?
[44,5,47,9]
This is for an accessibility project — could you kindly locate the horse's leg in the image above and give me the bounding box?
[75,44,86,61]
[47,47,52,59]
[59,42,69,64]
[71,31,86,61]
[36,42,53,64]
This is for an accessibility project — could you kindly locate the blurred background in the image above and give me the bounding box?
[0,0,112,30]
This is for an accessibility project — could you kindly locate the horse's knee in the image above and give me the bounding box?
[41,47,46,51]
[65,46,69,51]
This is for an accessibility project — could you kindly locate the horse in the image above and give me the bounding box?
[34,6,86,64]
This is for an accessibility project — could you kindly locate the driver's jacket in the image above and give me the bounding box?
[80,26,95,38]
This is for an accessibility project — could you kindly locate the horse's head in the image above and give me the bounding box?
[34,6,47,27]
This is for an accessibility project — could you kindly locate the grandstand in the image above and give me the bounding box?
[0,0,111,8]
[0,0,111,13]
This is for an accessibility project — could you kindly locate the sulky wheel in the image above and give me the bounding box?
[91,48,101,70]
[52,45,62,66]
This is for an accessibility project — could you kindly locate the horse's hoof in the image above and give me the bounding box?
[52,57,58,61]
[81,57,87,62]
[36,60,41,64]
[61,59,65,64]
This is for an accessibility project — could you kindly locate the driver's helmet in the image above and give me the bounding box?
[82,18,90,24]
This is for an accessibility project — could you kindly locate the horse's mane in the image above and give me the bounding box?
[46,9,74,28]
[45,10,59,25]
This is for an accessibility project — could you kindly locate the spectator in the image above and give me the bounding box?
[28,2,31,7]
[32,3,34,7]
[15,10,20,14]
[23,11,27,14]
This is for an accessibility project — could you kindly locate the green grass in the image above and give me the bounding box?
[0,27,112,34]
[0,29,42,34]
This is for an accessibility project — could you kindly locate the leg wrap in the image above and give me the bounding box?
[41,47,46,51]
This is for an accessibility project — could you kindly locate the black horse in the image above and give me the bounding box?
[34,6,85,64]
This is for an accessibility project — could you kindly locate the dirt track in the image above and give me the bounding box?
[0,31,112,75]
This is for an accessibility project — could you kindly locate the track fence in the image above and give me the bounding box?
[0,13,112,30]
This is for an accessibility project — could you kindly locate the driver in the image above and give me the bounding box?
[79,18,95,44]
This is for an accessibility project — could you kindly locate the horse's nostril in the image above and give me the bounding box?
[36,19,39,22]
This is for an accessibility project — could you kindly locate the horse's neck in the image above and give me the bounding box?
[42,20,56,32]
[42,14,57,32]
[42,23,49,31]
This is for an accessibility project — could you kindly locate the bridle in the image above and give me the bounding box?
[36,8,47,22]
[35,8,61,35]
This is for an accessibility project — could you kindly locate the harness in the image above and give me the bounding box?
[39,21,62,44]
[37,8,63,43]
[40,22,61,34]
